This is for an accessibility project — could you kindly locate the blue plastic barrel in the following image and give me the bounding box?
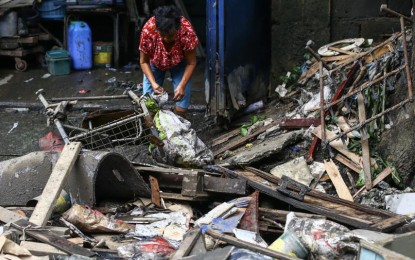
[68,21,92,70]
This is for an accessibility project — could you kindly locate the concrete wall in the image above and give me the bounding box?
[271,0,412,85]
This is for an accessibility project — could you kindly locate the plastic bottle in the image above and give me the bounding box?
[68,21,92,70]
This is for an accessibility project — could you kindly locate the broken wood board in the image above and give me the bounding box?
[160,192,210,201]
[171,228,203,259]
[213,120,279,157]
[358,93,372,190]
[209,166,407,232]
[10,219,94,257]
[30,142,82,227]
[182,172,205,197]
[312,127,377,168]
[223,129,304,164]
[0,206,27,224]
[138,170,247,195]
[210,128,240,148]
[324,159,353,201]
[20,241,68,256]
[149,176,161,207]
[334,153,362,173]
[280,118,320,129]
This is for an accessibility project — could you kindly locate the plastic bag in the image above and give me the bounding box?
[62,204,133,233]
[152,110,214,167]
[117,237,175,258]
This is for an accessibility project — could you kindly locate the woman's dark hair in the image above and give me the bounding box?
[154,5,181,34]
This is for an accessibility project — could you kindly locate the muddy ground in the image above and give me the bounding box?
[0,57,216,162]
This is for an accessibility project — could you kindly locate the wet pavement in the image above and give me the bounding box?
[0,58,209,162]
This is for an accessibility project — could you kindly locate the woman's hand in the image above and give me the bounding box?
[173,84,185,101]
[152,83,164,94]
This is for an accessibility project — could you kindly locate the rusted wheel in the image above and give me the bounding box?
[15,60,28,72]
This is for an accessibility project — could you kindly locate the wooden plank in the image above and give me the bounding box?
[203,177,246,195]
[30,142,82,227]
[213,120,278,157]
[218,166,406,231]
[0,206,27,224]
[11,219,94,257]
[321,54,354,62]
[171,228,202,259]
[210,128,240,147]
[160,192,210,201]
[20,241,68,256]
[313,127,377,168]
[324,159,353,201]
[181,172,205,197]
[280,118,320,129]
[149,176,161,207]
[358,93,372,189]
[138,170,247,195]
[334,153,362,173]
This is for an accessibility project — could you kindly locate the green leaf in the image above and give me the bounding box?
[240,127,248,137]
[356,170,365,187]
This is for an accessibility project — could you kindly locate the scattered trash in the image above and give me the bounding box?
[0,74,13,86]
[41,73,51,79]
[7,122,18,134]
[63,204,133,233]
[24,78,33,83]
[78,89,90,94]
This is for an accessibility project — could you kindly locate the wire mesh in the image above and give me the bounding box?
[64,109,152,161]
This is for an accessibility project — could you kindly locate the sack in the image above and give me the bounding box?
[152,110,214,167]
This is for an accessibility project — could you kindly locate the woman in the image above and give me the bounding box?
[139,5,199,118]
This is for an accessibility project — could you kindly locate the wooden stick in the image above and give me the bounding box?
[319,62,326,142]
[400,17,414,101]
[30,142,82,227]
[357,94,372,190]
[206,228,299,260]
[149,176,161,207]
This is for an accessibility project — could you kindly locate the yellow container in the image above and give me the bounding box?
[93,42,113,68]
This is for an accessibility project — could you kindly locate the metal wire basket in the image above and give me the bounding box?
[64,103,153,162]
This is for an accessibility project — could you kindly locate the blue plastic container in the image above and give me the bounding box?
[68,21,92,70]
[36,0,65,20]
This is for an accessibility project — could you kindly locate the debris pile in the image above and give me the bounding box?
[2,4,415,260]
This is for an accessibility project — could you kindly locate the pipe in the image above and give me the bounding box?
[0,151,151,207]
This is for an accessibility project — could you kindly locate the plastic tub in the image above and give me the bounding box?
[45,50,71,75]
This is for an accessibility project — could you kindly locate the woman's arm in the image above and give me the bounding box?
[173,48,197,101]
[140,51,164,94]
